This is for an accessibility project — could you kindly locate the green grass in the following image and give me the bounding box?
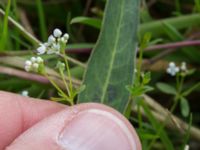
[0,0,11,50]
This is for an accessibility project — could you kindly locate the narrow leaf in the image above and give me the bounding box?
[78,0,139,113]
[71,16,102,29]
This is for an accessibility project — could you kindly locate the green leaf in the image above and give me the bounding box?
[0,0,11,50]
[180,97,190,117]
[156,82,176,95]
[126,85,153,97]
[78,0,139,113]
[70,16,102,29]
[143,72,151,84]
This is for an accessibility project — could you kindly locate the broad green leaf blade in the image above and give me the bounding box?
[70,16,102,29]
[78,0,139,113]
[156,82,176,95]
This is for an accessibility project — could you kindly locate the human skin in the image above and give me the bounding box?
[0,91,141,150]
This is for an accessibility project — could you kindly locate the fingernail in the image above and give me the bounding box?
[57,108,139,150]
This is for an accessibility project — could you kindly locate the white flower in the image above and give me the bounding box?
[181,62,187,71]
[184,145,189,150]
[31,57,36,62]
[36,57,43,63]
[25,60,32,72]
[25,60,32,66]
[166,62,180,76]
[24,57,44,72]
[63,33,69,41]
[53,28,62,37]
[48,35,56,44]
[32,63,39,69]
[24,65,31,72]
[21,90,29,97]
[60,37,66,43]
[36,28,69,55]
[37,44,46,55]
[52,43,60,53]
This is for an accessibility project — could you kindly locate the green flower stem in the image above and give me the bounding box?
[44,72,69,101]
[62,52,73,95]
[59,68,70,98]
[137,47,143,83]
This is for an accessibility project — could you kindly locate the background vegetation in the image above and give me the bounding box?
[0,0,200,149]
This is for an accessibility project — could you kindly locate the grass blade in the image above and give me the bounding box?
[0,0,11,50]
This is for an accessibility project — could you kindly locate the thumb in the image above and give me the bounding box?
[6,103,141,150]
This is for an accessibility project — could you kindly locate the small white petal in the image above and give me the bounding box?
[47,49,54,54]
[48,35,56,44]
[52,43,60,53]
[60,37,67,43]
[31,57,36,62]
[25,60,32,66]
[53,28,62,37]
[175,67,180,73]
[169,62,175,67]
[36,57,43,63]
[37,45,46,55]
[181,62,187,71]
[166,68,171,74]
[33,63,39,69]
[44,42,50,47]
[63,33,69,41]
[25,65,31,72]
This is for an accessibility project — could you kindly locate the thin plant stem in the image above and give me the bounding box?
[62,52,73,94]
[59,68,70,97]
[44,73,68,99]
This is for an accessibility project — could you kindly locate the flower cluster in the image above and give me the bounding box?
[25,56,44,72]
[37,28,69,55]
[166,61,187,76]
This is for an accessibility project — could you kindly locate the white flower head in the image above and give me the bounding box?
[25,60,32,66]
[52,43,60,52]
[21,90,29,97]
[63,33,69,41]
[25,60,32,72]
[167,62,180,76]
[24,57,44,72]
[32,63,39,69]
[36,28,69,55]
[31,57,36,63]
[48,35,56,44]
[37,44,46,55]
[36,57,43,63]
[53,28,62,37]
[184,145,189,150]
[181,62,187,71]
[24,65,31,72]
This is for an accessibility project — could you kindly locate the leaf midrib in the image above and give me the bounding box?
[100,0,125,103]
